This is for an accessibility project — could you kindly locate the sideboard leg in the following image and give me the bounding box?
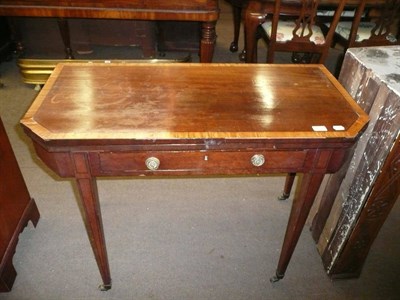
[200,21,217,62]
[272,172,325,281]
[57,18,74,59]
[7,17,24,57]
[72,153,112,290]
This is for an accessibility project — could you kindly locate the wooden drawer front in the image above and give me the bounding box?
[90,150,307,176]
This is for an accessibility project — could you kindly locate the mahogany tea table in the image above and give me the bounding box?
[20,63,368,290]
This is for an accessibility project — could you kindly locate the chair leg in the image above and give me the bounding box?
[278,173,296,200]
[266,43,275,63]
[229,5,242,52]
[239,49,246,61]
[266,51,274,63]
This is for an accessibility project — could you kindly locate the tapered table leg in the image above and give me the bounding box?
[278,173,296,200]
[72,153,111,290]
[271,172,325,282]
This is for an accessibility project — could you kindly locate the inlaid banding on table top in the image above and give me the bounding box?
[21,63,368,141]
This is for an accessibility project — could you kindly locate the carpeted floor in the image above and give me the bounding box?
[1,1,399,299]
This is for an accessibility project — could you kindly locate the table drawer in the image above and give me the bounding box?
[90,150,307,176]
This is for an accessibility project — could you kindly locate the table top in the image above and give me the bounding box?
[0,0,219,20]
[21,63,368,143]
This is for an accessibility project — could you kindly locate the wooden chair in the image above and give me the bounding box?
[335,0,400,48]
[332,0,400,68]
[253,0,346,63]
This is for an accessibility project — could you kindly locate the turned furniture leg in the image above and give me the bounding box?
[57,18,74,59]
[271,172,325,282]
[278,173,296,200]
[72,153,111,290]
[200,21,217,63]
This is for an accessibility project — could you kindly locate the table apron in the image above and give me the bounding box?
[0,7,220,21]
[88,150,310,176]
[31,139,350,178]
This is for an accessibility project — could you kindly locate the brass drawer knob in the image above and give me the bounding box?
[251,154,265,167]
[145,157,160,170]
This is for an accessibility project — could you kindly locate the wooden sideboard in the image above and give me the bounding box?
[0,117,40,292]
[11,18,158,58]
[0,0,219,62]
[311,46,400,278]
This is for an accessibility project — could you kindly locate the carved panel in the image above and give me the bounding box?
[313,46,400,277]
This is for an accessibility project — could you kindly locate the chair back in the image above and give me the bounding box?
[265,0,346,63]
[347,0,400,47]
[272,0,316,41]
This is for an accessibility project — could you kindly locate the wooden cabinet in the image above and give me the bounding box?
[0,117,40,292]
